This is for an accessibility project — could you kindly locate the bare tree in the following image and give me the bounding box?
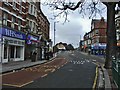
[43,0,119,69]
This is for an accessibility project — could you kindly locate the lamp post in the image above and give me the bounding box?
[53,21,59,46]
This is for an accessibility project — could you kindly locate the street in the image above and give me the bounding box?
[2,50,105,88]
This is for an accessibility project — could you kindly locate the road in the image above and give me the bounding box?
[2,50,104,88]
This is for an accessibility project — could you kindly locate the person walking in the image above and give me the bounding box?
[31,50,37,62]
[88,48,91,55]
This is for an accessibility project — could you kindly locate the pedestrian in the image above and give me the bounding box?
[31,50,37,62]
[88,48,91,55]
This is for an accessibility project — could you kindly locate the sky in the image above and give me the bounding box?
[41,0,107,48]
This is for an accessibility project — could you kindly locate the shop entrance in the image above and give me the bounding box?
[8,45,15,61]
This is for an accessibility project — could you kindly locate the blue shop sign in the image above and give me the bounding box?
[27,34,39,44]
[0,28,2,42]
[1,28,26,40]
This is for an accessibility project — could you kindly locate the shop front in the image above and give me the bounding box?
[25,34,39,61]
[91,44,106,55]
[1,27,26,63]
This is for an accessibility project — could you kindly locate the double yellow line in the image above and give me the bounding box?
[92,66,98,90]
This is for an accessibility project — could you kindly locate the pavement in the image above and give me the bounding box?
[80,51,118,89]
[1,56,56,74]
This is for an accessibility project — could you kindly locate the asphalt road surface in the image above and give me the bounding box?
[2,50,103,88]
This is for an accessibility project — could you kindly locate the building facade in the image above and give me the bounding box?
[0,0,50,63]
[82,17,107,55]
[0,1,26,63]
[115,10,120,58]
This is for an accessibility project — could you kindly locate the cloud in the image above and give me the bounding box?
[41,0,107,48]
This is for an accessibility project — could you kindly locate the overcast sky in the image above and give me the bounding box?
[41,1,107,48]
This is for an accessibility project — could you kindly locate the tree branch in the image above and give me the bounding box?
[55,0,84,10]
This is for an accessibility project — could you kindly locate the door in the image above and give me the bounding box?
[8,45,15,61]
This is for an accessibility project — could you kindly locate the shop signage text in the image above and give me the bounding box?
[27,34,39,44]
[1,28,26,40]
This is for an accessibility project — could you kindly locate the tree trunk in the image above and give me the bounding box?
[104,3,117,69]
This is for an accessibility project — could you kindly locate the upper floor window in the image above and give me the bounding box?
[18,19,22,31]
[3,0,9,5]
[28,4,36,16]
[29,21,32,32]
[19,0,22,13]
[95,29,99,35]
[11,16,16,29]
[3,12,8,26]
[91,23,94,29]
[13,0,16,10]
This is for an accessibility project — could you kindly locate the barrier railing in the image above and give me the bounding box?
[112,59,120,89]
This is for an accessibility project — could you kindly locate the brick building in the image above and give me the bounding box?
[82,17,107,55]
[0,0,50,63]
[115,10,120,58]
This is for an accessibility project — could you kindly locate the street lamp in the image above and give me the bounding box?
[54,21,59,46]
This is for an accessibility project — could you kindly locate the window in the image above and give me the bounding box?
[3,13,8,26]
[28,4,36,16]
[3,0,9,5]
[18,19,21,30]
[31,5,33,14]
[11,16,16,28]
[96,38,99,43]
[33,23,36,33]
[13,0,16,10]
[95,29,99,35]
[19,0,22,13]
[29,21,32,31]
[16,46,21,58]
[4,46,7,59]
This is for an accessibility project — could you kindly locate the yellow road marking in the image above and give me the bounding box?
[3,83,21,87]
[19,81,34,87]
[51,69,55,73]
[61,65,64,67]
[3,81,33,87]
[92,66,98,90]
[57,67,60,69]
[45,69,52,72]
[41,74,48,78]
[2,71,15,76]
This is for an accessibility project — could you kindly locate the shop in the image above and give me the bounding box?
[25,34,39,61]
[1,27,26,63]
[91,44,106,55]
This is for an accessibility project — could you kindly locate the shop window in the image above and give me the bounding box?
[10,45,15,58]
[4,46,7,59]
[16,46,21,58]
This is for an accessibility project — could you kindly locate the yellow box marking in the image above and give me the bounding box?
[3,81,33,87]
[41,74,48,78]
